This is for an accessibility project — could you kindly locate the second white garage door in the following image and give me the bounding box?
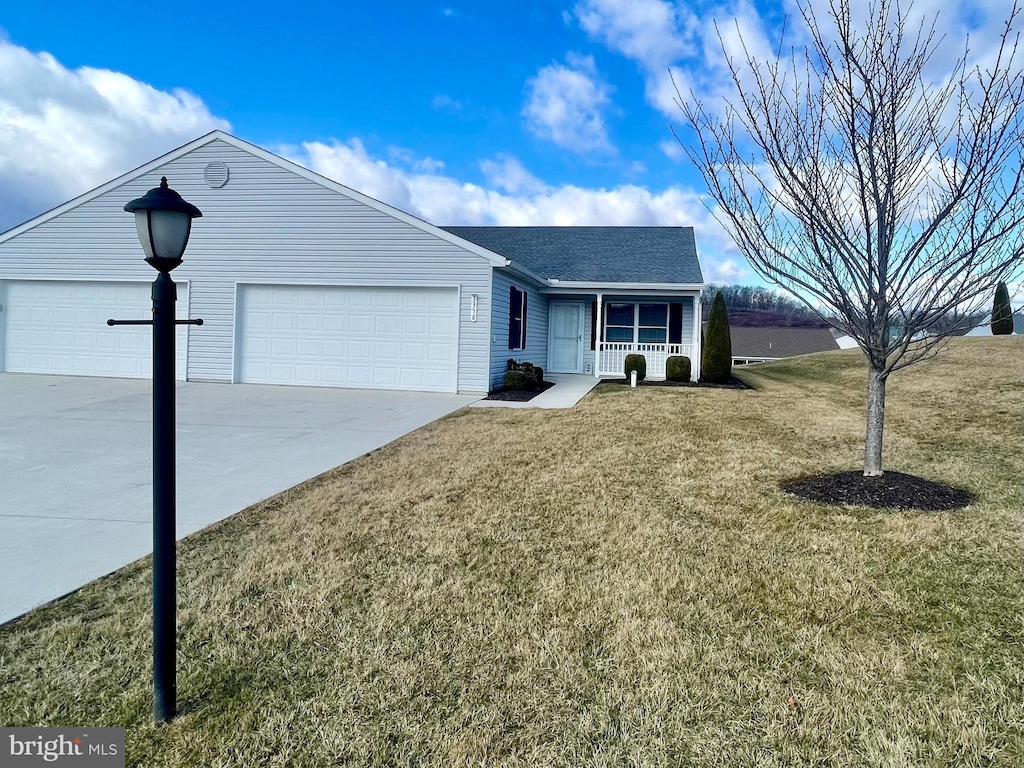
[236,285,459,392]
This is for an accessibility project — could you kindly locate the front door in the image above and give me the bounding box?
[549,302,583,373]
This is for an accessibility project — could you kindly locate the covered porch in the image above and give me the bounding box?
[545,289,703,382]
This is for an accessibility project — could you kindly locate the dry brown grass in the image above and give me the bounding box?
[1,336,1021,767]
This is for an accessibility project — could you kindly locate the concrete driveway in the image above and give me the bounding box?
[0,374,478,623]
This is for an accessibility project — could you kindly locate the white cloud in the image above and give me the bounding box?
[575,0,694,70]
[779,0,1023,108]
[575,0,1018,123]
[416,157,446,174]
[710,258,746,283]
[0,38,229,232]
[479,154,548,194]
[295,138,416,213]
[660,139,686,160]
[430,94,463,112]
[387,145,445,174]
[572,0,771,118]
[522,53,615,153]
[573,0,698,116]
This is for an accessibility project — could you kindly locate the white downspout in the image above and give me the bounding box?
[595,292,603,378]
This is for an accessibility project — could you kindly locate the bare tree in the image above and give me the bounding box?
[676,0,1024,476]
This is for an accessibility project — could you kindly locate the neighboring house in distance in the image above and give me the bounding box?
[0,131,704,394]
[829,312,1024,349]
[830,328,861,350]
[718,325,840,365]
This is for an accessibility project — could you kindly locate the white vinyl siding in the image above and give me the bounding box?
[236,284,458,392]
[682,296,696,342]
[489,270,548,389]
[2,279,188,379]
[0,139,492,393]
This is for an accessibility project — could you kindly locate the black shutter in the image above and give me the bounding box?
[590,301,597,350]
[508,286,520,349]
[669,303,683,344]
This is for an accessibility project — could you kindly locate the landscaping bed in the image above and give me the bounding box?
[782,470,974,511]
[598,375,754,389]
[484,380,555,402]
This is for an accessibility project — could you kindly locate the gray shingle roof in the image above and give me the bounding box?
[441,226,704,284]
[717,326,841,359]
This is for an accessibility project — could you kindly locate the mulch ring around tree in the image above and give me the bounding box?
[782,471,974,511]
[598,376,754,390]
[484,380,556,402]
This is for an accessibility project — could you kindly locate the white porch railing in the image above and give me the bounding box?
[597,342,694,379]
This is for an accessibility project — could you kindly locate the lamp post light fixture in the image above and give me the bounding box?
[111,177,202,723]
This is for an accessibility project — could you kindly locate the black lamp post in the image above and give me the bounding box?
[112,177,202,723]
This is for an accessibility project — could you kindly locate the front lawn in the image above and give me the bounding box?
[1,337,1021,767]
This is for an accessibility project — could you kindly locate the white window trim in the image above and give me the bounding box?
[637,302,669,344]
[605,302,635,343]
[605,302,669,344]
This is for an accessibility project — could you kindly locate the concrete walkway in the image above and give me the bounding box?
[470,373,601,409]
[0,374,478,624]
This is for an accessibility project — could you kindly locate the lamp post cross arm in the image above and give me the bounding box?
[107,318,204,326]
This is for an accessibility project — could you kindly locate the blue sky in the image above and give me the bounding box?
[0,0,1015,285]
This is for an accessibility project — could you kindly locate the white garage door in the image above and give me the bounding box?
[237,285,458,392]
[2,280,188,379]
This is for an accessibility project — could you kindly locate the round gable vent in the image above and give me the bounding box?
[204,161,229,188]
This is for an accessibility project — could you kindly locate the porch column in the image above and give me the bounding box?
[692,294,702,382]
[595,292,603,377]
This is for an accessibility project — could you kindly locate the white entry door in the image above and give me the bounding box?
[549,302,583,373]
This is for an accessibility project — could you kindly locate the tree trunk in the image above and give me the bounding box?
[864,367,887,476]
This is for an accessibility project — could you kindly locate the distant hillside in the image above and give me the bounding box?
[701,284,826,327]
[720,309,830,328]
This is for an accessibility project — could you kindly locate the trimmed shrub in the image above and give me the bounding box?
[666,355,691,382]
[992,281,1013,335]
[624,354,647,381]
[507,359,543,380]
[702,291,733,383]
[504,370,539,391]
